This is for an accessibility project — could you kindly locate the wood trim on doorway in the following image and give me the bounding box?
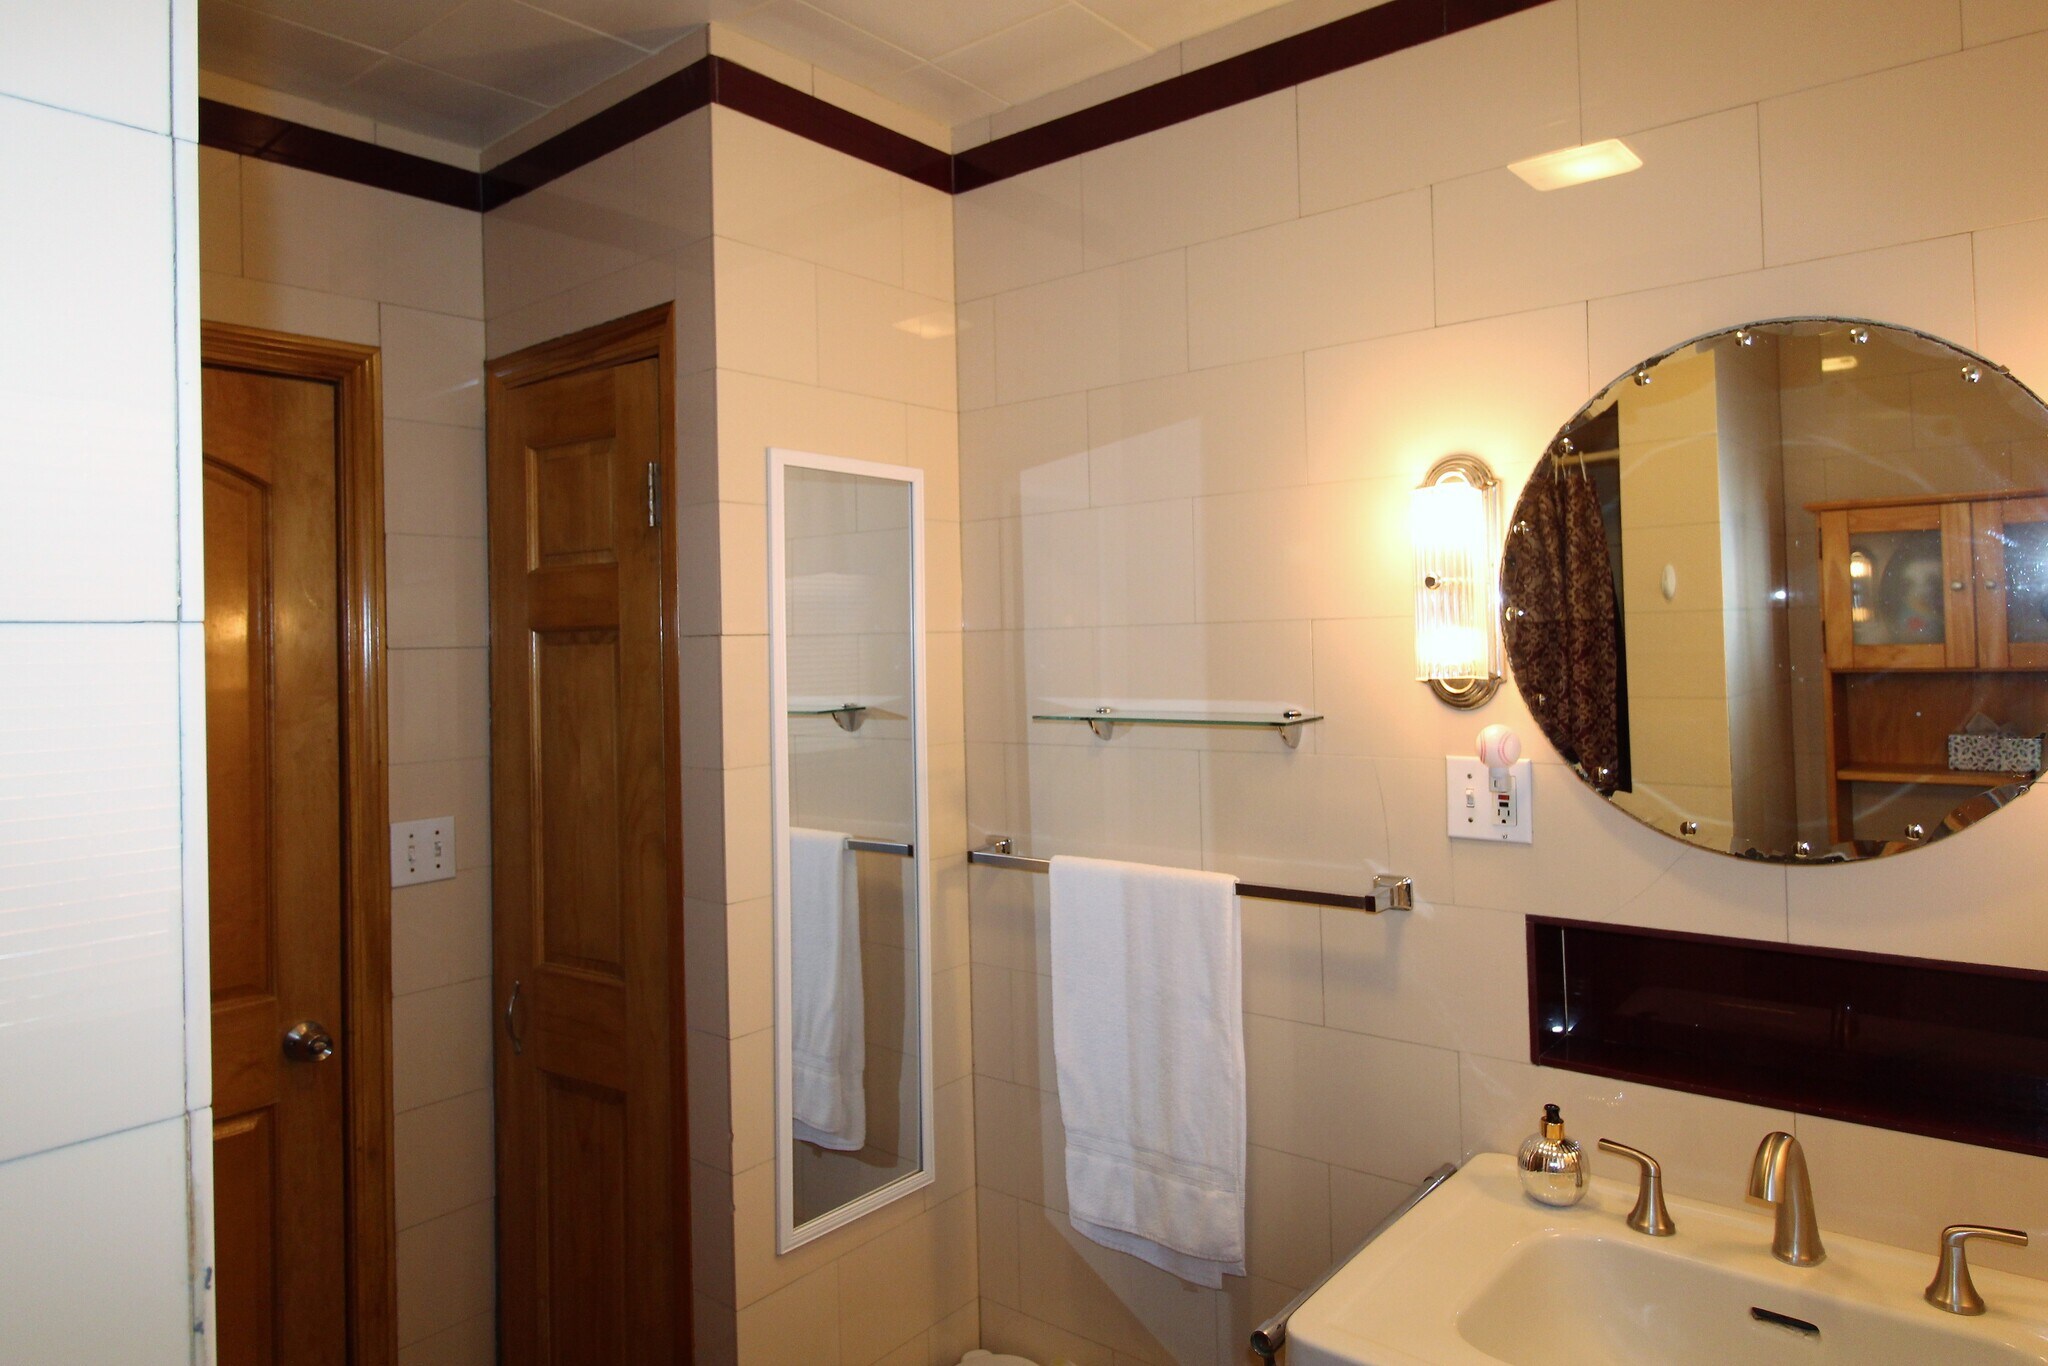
[201,321,396,1366]
[484,302,692,1356]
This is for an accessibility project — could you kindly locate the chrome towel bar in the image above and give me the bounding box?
[968,838,1413,913]
[1250,1161,1458,1363]
[845,837,914,857]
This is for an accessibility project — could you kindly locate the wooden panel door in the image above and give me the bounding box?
[490,316,681,1365]
[204,363,350,1366]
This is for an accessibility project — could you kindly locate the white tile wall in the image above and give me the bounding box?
[0,627,188,1163]
[1585,234,1979,384]
[241,159,484,316]
[1963,0,2048,46]
[692,103,972,1359]
[1758,30,2048,267]
[1186,189,1434,367]
[1578,0,1959,140]
[1079,91,1299,268]
[0,1117,196,1362]
[955,4,2048,1358]
[954,160,1085,301]
[1297,1,1578,215]
[1434,105,1765,325]
[993,249,1189,402]
[713,106,907,286]
[1976,216,2048,402]
[0,96,180,624]
[2,10,198,1354]
[0,0,173,134]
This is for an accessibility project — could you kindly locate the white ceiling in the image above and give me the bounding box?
[198,0,1308,151]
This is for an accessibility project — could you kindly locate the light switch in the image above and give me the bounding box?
[1446,757,1533,844]
[390,817,456,887]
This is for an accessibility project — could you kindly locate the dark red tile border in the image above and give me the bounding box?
[955,0,1553,190]
[1527,915,2048,1159]
[201,0,1557,207]
[710,58,952,194]
[200,98,483,211]
[480,59,712,209]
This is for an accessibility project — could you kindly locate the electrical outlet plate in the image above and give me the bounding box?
[390,817,456,887]
[1446,757,1533,843]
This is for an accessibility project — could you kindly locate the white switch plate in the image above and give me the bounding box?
[1446,757,1533,843]
[390,817,456,887]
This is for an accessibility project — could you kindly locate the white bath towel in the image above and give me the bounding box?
[1049,855,1246,1287]
[789,827,865,1151]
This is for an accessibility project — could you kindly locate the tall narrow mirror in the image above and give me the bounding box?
[769,448,933,1251]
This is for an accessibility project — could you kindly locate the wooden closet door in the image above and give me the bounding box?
[203,363,350,1366]
[490,340,678,1365]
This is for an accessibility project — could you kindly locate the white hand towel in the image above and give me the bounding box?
[1049,855,1245,1287]
[789,827,865,1152]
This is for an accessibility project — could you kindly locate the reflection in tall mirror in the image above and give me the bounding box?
[1504,320,2047,862]
[770,450,933,1251]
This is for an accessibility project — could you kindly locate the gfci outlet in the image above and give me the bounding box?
[390,817,456,887]
[1446,756,1534,844]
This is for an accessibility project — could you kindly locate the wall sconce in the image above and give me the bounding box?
[1412,454,1503,709]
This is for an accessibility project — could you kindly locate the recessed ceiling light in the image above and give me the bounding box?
[1820,355,1859,373]
[1508,139,1643,192]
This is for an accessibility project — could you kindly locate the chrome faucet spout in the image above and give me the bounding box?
[1748,1131,1825,1266]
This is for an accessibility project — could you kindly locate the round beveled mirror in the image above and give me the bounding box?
[1503,318,2048,862]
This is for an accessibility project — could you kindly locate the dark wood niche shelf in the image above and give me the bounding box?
[1528,917,2048,1159]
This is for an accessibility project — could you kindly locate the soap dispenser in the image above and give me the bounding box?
[1517,1103,1587,1206]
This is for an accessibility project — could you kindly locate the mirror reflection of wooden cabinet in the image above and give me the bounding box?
[1974,495,2048,669]
[1813,490,2048,843]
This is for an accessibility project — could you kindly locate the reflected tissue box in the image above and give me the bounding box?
[1946,733,2043,774]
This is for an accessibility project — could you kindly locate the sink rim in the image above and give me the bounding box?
[1284,1152,2048,1366]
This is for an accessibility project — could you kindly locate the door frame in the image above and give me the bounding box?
[201,321,397,1366]
[484,303,692,1357]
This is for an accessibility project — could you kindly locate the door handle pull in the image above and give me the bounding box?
[283,1020,336,1063]
[505,979,525,1056]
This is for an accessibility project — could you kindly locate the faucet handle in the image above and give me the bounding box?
[1925,1224,2029,1316]
[1598,1139,1676,1237]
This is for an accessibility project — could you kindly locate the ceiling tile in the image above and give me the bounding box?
[523,0,707,52]
[870,62,1009,125]
[806,0,1063,62]
[328,56,546,145]
[938,3,1150,106]
[726,1,923,88]
[1078,0,1293,49]
[395,0,648,105]
[199,1,384,98]
[221,0,470,52]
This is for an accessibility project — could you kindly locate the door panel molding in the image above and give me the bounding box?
[202,321,395,1366]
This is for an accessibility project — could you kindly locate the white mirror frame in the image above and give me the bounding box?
[767,447,935,1254]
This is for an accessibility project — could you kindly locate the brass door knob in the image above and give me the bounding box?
[283,1021,336,1063]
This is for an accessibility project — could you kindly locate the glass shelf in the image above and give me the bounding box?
[1031,707,1323,747]
[788,703,866,733]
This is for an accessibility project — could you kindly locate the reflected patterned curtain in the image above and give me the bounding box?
[1503,463,1623,793]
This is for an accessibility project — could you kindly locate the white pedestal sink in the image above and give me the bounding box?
[1286,1153,2048,1366]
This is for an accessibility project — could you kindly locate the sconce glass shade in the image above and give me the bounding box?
[1412,478,1492,681]
[1411,456,1503,709]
